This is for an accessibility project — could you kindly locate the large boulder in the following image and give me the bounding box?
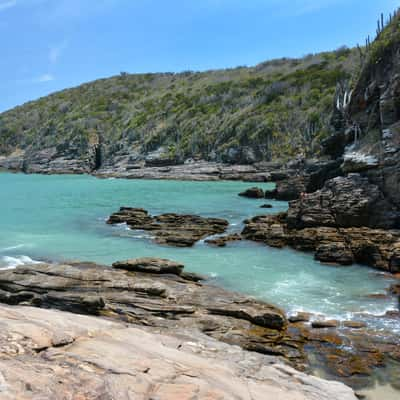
[287,174,399,230]
[239,187,264,198]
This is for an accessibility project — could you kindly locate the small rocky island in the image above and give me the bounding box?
[107,207,229,247]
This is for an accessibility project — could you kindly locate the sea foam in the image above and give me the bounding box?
[0,255,41,270]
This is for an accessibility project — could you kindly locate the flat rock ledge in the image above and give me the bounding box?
[242,213,400,272]
[107,207,229,247]
[0,304,356,400]
[0,260,301,364]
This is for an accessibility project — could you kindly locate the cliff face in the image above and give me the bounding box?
[0,49,359,173]
[323,13,400,211]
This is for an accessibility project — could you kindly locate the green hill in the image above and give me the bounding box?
[0,47,360,168]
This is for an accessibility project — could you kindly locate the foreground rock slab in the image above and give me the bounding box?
[0,304,357,400]
[107,207,229,247]
[0,261,304,364]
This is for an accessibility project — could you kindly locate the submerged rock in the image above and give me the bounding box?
[260,203,273,208]
[107,207,229,247]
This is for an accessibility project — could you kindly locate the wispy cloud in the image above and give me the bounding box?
[34,73,54,83]
[0,0,17,12]
[49,40,67,64]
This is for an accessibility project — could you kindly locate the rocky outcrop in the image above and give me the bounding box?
[286,174,399,230]
[0,304,357,400]
[322,16,400,217]
[0,261,306,363]
[239,187,265,198]
[113,257,185,275]
[242,213,400,272]
[107,207,229,247]
[265,176,307,201]
[0,260,397,393]
[205,233,242,247]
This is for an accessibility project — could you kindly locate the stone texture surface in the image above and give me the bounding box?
[107,207,229,247]
[238,187,265,198]
[242,213,400,272]
[0,261,397,392]
[286,174,399,230]
[0,304,357,400]
[0,261,303,365]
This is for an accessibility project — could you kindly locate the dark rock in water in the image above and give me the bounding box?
[389,283,400,296]
[107,207,229,247]
[260,204,273,208]
[113,257,184,275]
[264,189,277,199]
[287,174,399,230]
[343,321,367,329]
[205,233,242,247]
[311,320,339,329]
[289,312,312,323]
[239,187,264,198]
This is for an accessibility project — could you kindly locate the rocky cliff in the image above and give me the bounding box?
[323,11,400,211]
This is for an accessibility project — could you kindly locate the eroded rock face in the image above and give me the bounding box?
[0,304,357,400]
[265,176,307,201]
[242,214,400,272]
[107,207,229,247]
[286,174,399,230]
[0,261,304,364]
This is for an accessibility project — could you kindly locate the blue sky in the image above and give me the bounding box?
[0,0,398,111]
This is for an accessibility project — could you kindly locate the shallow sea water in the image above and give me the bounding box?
[0,172,398,328]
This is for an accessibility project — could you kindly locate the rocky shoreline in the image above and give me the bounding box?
[0,258,398,396]
[0,303,357,400]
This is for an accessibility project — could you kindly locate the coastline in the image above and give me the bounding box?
[0,257,398,398]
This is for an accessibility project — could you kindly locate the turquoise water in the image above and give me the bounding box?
[0,172,398,325]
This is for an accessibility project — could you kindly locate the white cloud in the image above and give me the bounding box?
[35,73,54,83]
[0,0,17,12]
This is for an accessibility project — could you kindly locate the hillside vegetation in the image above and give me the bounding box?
[0,48,360,165]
